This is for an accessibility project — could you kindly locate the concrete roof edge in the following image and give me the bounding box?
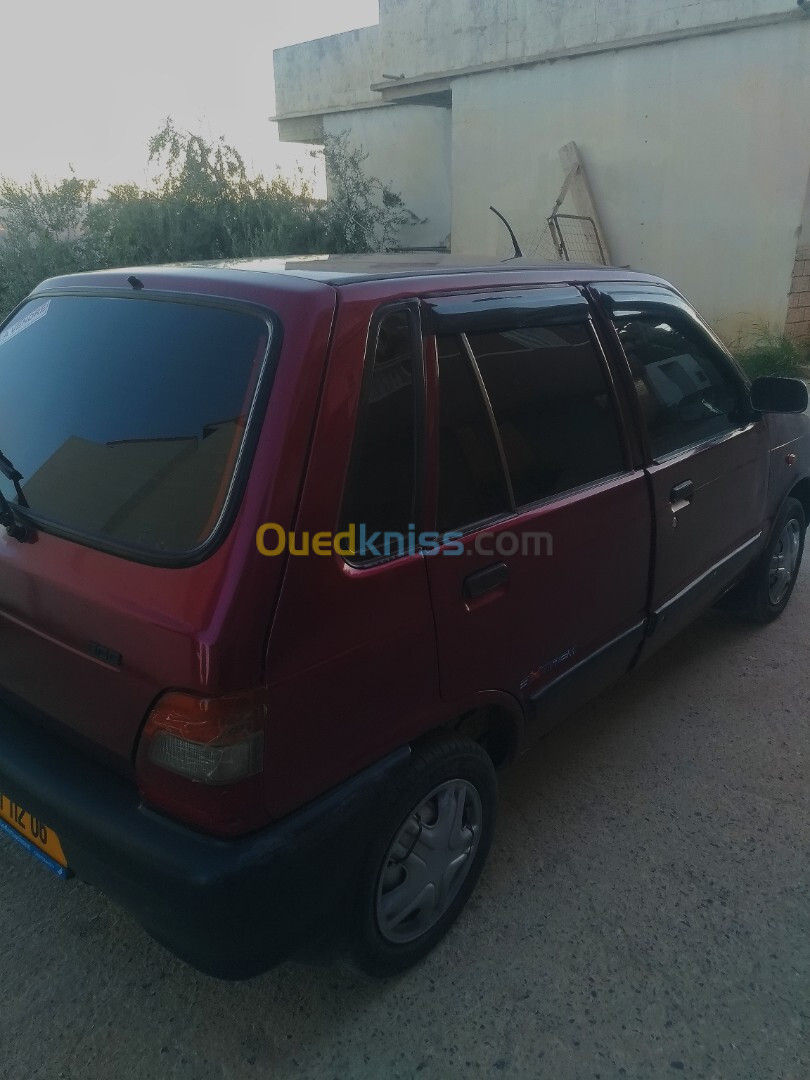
[368,10,801,97]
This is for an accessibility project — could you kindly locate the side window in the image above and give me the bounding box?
[613,313,745,458]
[341,309,418,549]
[467,324,626,507]
[437,336,512,533]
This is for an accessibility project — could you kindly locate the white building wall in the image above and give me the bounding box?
[323,106,452,249]
[376,0,792,80]
[274,26,381,118]
[450,18,810,337]
[273,3,810,336]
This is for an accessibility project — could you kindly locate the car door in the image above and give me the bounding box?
[421,285,653,738]
[592,283,770,654]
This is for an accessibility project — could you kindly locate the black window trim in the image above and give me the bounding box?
[339,299,426,569]
[458,331,516,512]
[580,317,636,473]
[0,286,281,569]
[647,420,758,467]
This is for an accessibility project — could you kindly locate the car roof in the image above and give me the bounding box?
[37,253,668,291]
[199,254,661,285]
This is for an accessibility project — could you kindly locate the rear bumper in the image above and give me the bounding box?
[0,700,410,978]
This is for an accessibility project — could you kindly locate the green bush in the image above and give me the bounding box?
[0,120,417,320]
[0,174,97,319]
[734,325,810,381]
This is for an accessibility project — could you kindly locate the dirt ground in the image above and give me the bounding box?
[1,574,807,1080]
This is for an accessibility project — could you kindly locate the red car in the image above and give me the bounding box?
[0,256,806,978]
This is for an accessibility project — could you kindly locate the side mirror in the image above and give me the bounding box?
[749,376,808,414]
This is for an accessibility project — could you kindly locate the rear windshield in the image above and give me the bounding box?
[0,294,271,560]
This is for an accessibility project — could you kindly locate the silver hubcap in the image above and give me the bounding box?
[376,779,483,944]
[769,518,801,606]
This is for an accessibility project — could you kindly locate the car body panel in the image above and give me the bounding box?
[641,422,770,653]
[0,270,337,768]
[262,291,439,816]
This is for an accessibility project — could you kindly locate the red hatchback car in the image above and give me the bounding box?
[0,256,807,978]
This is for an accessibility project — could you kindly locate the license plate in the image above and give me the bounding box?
[0,791,68,872]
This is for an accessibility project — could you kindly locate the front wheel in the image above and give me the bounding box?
[352,735,496,977]
[721,497,806,623]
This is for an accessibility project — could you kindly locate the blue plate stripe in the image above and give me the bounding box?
[0,817,71,879]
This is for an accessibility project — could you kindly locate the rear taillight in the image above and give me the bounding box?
[135,688,268,836]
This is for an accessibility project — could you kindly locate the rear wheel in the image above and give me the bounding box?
[720,497,805,623]
[352,735,496,976]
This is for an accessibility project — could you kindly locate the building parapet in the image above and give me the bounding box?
[273,0,805,126]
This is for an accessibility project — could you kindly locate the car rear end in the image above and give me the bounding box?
[0,265,378,975]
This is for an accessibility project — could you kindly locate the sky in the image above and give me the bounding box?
[0,0,379,189]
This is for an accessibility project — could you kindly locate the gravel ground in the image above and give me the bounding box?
[0,573,807,1080]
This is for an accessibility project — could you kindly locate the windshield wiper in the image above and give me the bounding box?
[0,450,29,541]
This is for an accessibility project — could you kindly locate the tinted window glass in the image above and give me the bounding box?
[341,310,417,545]
[437,335,512,533]
[467,324,625,506]
[0,295,269,556]
[613,314,744,458]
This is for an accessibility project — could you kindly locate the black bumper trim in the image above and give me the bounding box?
[0,700,411,978]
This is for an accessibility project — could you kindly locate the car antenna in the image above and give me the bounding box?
[489,206,524,259]
[127,275,144,290]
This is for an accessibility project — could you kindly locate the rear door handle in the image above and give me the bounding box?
[463,561,509,599]
[670,479,694,511]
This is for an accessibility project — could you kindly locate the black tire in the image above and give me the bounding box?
[719,497,806,623]
[352,734,497,977]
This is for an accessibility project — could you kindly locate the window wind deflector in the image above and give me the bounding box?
[590,283,690,320]
[421,287,589,336]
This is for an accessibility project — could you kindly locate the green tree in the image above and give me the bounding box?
[0,119,419,320]
[86,119,328,265]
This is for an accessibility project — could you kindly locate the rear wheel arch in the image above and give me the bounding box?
[440,699,524,770]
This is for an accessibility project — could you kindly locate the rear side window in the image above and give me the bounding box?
[0,295,270,559]
[612,313,745,458]
[340,309,419,548]
[467,324,625,507]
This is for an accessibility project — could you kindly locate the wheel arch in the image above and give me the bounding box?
[787,476,810,525]
[412,692,525,771]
